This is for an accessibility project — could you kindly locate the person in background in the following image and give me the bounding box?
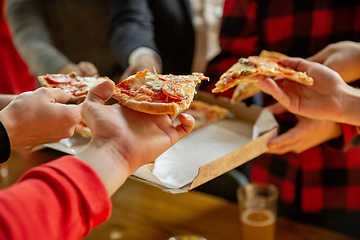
[109,0,224,80]
[0,80,194,239]
[109,0,195,79]
[200,0,360,237]
[6,0,121,81]
[0,0,35,94]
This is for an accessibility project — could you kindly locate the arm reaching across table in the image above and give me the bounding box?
[0,80,194,239]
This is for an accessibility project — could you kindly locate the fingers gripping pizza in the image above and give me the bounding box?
[212,55,314,94]
[113,69,209,115]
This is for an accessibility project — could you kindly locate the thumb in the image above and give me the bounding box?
[85,80,115,105]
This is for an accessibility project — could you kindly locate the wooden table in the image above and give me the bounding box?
[1,148,359,240]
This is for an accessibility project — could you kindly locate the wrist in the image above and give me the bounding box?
[0,111,18,149]
[75,138,131,196]
[129,47,162,72]
[337,84,360,126]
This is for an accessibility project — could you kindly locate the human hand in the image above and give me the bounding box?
[307,41,360,83]
[120,54,162,80]
[0,95,16,110]
[255,57,360,125]
[0,88,81,149]
[76,80,194,195]
[266,105,342,154]
[58,61,99,77]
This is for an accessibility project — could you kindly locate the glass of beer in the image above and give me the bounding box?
[237,182,278,240]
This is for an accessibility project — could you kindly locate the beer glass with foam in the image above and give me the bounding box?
[237,183,278,240]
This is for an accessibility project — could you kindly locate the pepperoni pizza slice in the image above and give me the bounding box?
[38,72,110,101]
[112,69,209,115]
[39,70,209,116]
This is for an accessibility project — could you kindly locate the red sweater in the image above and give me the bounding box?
[0,0,35,94]
[0,156,112,240]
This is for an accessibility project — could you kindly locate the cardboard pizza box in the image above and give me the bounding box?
[35,91,278,194]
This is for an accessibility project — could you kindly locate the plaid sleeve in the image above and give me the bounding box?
[341,124,359,144]
[200,0,260,97]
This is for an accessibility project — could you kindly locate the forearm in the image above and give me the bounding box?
[109,0,157,70]
[75,138,131,196]
[336,84,360,126]
[7,0,71,75]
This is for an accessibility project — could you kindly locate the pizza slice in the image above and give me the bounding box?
[38,72,110,101]
[230,82,261,103]
[173,100,229,130]
[258,49,288,60]
[212,55,314,94]
[112,69,209,115]
[75,119,92,138]
[230,50,288,103]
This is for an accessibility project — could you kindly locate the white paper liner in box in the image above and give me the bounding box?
[32,134,90,154]
[132,120,252,190]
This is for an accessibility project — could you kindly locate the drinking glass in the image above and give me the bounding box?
[237,182,278,240]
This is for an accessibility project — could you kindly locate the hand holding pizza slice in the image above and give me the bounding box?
[212,51,314,103]
[39,70,209,115]
[39,70,209,137]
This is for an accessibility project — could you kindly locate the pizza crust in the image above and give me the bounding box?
[258,49,288,60]
[113,88,193,115]
[231,82,261,103]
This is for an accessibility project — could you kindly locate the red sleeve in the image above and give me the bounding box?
[0,155,112,240]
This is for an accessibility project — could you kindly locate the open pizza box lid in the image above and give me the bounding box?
[34,91,278,194]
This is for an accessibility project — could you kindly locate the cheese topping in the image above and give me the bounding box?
[128,72,165,92]
[127,71,201,100]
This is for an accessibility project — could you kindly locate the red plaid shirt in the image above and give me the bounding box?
[201,0,360,236]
